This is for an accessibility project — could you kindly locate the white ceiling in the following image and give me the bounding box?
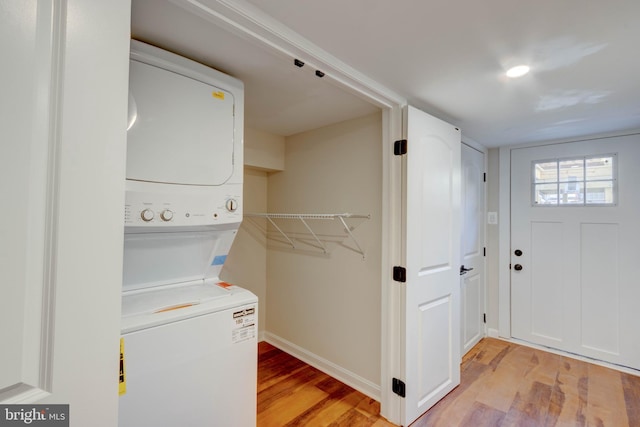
[132,0,640,147]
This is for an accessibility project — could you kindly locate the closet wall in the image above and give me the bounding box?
[224,112,383,394]
[266,112,383,390]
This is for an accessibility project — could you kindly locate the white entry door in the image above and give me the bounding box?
[511,135,640,370]
[400,106,461,426]
[460,144,485,355]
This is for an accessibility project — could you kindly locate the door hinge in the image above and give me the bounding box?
[509,263,512,270]
[394,139,407,155]
[392,378,406,398]
[393,266,406,283]
[483,313,486,324]
[483,172,486,182]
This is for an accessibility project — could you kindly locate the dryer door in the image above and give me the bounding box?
[126,59,235,186]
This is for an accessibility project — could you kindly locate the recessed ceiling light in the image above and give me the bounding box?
[506,65,530,78]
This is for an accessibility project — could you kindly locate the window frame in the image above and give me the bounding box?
[530,153,618,207]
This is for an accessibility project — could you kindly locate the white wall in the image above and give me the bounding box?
[244,127,285,171]
[265,113,383,393]
[224,114,384,395]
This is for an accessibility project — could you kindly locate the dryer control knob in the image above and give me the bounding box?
[141,209,154,222]
[160,209,174,222]
[225,198,238,212]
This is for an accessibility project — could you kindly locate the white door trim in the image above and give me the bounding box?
[381,105,404,424]
[498,146,512,338]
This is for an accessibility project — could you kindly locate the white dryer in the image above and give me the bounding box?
[118,40,256,427]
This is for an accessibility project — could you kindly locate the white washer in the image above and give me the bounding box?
[119,227,257,427]
[119,282,257,427]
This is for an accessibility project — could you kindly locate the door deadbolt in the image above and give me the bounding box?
[514,264,523,271]
[514,249,523,256]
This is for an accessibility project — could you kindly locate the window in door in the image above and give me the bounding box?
[532,154,616,206]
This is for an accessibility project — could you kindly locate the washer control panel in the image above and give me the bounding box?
[124,185,242,227]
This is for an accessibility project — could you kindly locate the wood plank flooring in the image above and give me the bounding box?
[257,341,395,426]
[414,338,640,427]
[258,338,640,427]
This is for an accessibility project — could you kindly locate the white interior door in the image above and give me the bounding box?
[1,1,129,425]
[401,106,461,426]
[511,135,640,370]
[460,144,485,355]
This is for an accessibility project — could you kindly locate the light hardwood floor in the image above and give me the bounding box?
[414,338,640,426]
[257,338,640,427]
[257,341,395,427]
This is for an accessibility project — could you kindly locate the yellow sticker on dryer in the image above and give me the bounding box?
[212,91,225,100]
[119,337,126,396]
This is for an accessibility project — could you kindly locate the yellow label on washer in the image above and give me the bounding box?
[212,91,225,100]
[119,337,126,396]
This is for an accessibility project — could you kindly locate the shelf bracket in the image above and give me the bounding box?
[265,215,296,249]
[298,216,327,253]
[337,215,365,257]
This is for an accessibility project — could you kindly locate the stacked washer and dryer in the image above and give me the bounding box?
[118,40,257,427]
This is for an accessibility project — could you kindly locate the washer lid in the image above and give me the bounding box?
[120,282,258,334]
[121,282,230,318]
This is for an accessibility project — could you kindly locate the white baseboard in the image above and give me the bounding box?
[487,328,500,338]
[261,332,381,401]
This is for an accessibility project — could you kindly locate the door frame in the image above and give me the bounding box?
[461,138,488,352]
[497,132,640,342]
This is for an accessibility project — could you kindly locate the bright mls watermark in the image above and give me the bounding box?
[0,405,69,426]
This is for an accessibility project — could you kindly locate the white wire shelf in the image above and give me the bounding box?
[245,212,370,258]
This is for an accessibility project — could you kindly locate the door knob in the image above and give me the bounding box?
[514,264,523,271]
[514,249,523,256]
[460,265,474,276]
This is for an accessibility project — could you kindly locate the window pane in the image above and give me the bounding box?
[559,159,585,183]
[586,181,614,204]
[559,181,584,204]
[534,161,558,183]
[534,183,558,205]
[586,156,613,181]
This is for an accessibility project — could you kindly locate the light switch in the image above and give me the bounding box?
[488,212,498,225]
